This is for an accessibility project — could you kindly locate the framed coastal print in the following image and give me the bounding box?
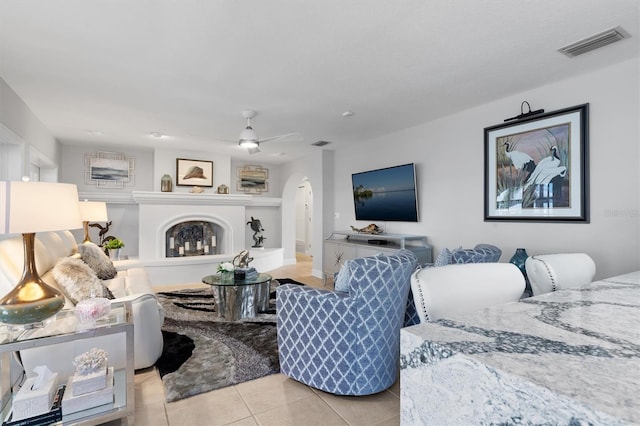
[484,103,589,222]
[176,158,214,187]
[237,164,269,194]
[85,151,135,188]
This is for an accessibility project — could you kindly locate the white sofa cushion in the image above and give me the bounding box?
[104,272,127,298]
[411,263,525,323]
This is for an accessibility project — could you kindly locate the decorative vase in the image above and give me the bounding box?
[217,184,229,194]
[221,271,234,284]
[509,248,532,297]
[161,174,173,192]
[108,248,121,261]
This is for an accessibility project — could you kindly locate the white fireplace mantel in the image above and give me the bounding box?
[132,191,252,206]
[78,191,281,207]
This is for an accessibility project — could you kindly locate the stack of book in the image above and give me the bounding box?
[61,367,114,416]
[3,385,65,426]
[234,267,258,281]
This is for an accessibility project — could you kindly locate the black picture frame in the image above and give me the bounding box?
[484,103,589,222]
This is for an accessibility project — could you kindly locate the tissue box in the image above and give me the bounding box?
[71,367,108,396]
[12,373,59,421]
[62,367,114,415]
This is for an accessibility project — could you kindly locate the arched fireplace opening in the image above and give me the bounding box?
[165,220,224,257]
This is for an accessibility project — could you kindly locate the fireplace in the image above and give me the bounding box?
[165,220,222,257]
[132,191,284,286]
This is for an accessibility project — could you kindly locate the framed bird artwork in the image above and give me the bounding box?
[484,103,589,222]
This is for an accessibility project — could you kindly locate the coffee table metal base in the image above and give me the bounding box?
[211,281,270,320]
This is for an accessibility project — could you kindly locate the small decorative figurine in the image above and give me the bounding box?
[247,216,266,248]
[232,250,254,268]
[350,223,383,235]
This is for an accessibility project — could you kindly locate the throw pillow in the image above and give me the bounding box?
[78,242,117,280]
[434,246,463,267]
[52,257,115,304]
[333,261,352,293]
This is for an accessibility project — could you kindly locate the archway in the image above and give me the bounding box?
[281,173,314,266]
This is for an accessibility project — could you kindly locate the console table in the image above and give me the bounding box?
[400,271,640,425]
[323,231,432,281]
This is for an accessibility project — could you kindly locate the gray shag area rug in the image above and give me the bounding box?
[155,279,303,402]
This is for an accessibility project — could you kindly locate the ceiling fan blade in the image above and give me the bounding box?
[248,146,261,154]
[259,133,299,143]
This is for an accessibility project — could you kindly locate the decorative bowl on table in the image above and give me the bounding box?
[75,298,111,323]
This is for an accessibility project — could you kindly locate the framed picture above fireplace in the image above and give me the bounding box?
[176,158,214,187]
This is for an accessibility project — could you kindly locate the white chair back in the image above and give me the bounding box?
[410,263,525,323]
[525,253,595,296]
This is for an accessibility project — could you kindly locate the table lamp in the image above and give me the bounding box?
[0,181,82,325]
[79,201,108,243]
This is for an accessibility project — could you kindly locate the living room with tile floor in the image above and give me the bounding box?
[121,254,400,426]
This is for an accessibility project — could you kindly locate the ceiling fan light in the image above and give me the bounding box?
[239,139,259,148]
[239,126,258,144]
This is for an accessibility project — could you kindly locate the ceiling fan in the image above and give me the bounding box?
[236,109,298,154]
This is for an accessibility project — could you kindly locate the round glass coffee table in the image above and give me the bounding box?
[201,273,272,320]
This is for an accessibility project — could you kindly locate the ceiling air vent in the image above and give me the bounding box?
[312,140,331,147]
[558,26,630,58]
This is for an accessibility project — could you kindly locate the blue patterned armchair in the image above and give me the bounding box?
[276,250,417,395]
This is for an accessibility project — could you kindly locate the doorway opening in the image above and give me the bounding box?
[295,178,313,256]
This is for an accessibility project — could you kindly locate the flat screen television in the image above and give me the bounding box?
[352,163,419,222]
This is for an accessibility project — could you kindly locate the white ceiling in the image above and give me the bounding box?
[1,1,638,164]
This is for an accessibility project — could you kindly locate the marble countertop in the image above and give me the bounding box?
[400,271,640,425]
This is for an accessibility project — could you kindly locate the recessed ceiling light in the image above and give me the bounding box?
[272,152,286,157]
[88,130,104,136]
[149,132,166,138]
[342,111,354,117]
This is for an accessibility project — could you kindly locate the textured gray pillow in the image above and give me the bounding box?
[78,242,117,280]
[434,246,463,267]
[52,257,114,304]
[334,260,352,293]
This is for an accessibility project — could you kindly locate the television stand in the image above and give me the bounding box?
[323,231,432,282]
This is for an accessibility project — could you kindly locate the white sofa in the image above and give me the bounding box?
[0,230,164,379]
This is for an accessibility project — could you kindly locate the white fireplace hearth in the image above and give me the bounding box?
[132,191,283,285]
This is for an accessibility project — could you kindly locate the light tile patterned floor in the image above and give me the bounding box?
[123,254,400,426]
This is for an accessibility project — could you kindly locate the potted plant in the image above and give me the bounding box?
[104,238,125,260]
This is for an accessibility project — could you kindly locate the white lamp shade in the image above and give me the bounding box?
[79,201,108,222]
[0,181,82,235]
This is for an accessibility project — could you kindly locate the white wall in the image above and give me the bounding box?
[331,58,640,280]
[0,77,59,179]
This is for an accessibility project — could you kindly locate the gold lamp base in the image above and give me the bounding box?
[82,221,92,243]
[0,233,65,325]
